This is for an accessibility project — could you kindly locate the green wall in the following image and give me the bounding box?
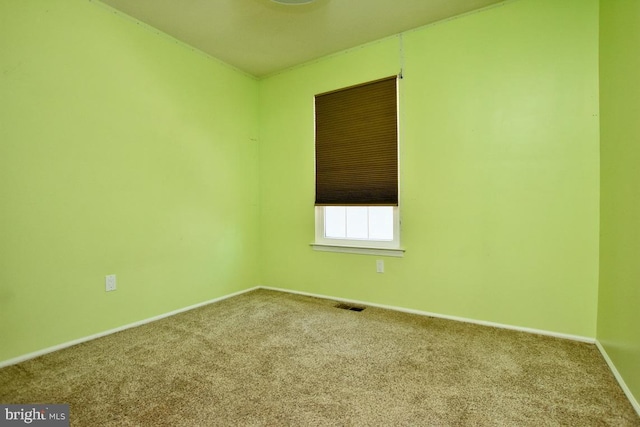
[259,0,600,337]
[598,0,640,407]
[0,0,260,362]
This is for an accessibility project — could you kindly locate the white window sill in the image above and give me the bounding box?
[310,243,405,257]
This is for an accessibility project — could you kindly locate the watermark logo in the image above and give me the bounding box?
[0,405,68,427]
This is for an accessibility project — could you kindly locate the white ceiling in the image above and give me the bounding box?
[99,0,508,77]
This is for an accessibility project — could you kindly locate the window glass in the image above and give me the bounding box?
[325,206,346,238]
[368,207,394,240]
[345,207,368,239]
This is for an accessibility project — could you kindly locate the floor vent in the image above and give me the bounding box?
[335,303,366,312]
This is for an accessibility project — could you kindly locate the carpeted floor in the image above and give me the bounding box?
[1,289,638,426]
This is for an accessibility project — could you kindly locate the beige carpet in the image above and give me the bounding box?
[1,289,638,426]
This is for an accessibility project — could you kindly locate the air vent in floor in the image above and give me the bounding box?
[335,303,366,312]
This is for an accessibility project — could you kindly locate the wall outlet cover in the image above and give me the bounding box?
[105,274,116,292]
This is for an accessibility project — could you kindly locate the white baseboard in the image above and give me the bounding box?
[596,340,640,417]
[0,286,260,369]
[260,286,596,343]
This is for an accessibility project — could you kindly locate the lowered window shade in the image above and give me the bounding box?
[315,76,398,206]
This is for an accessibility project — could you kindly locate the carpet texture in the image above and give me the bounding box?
[1,289,638,426]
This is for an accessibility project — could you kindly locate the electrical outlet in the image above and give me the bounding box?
[105,274,116,292]
[376,260,384,273]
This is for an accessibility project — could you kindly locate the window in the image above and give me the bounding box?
[312,76,403,256]
[315,205,400,251]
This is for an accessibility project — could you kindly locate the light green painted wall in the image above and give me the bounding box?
[259,0,600,337]
[598,0,640,406]
[0,0,260,362]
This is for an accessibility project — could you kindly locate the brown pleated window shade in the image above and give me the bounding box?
[315,76,398,206]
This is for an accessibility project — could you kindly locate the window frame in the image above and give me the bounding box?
[314,205,401,249]
[311,210,404,256]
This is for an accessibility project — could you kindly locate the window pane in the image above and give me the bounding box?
[346,207,368,239]
[324,207,346,238]
[369,207,394,240]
